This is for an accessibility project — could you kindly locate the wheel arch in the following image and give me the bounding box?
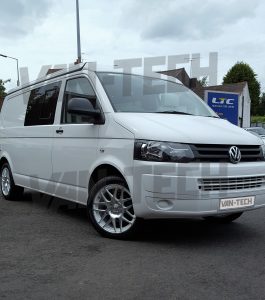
[0,153,16,182]
[0,156,10,171]
[88,163,131,193]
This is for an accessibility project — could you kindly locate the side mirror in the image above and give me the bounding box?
[67,97,104,124]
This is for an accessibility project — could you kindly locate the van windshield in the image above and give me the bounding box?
[97,72,217,117]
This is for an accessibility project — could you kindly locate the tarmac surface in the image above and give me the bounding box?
[0,191,265,300]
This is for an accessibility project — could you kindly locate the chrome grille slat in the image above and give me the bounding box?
[199,176,265,191]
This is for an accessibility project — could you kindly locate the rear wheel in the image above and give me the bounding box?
[0,163,24,201]
[203,212,243,223]
[88,176,140,239]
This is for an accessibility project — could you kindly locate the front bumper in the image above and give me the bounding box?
[132,161,265,219]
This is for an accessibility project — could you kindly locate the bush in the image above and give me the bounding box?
[251,116,265,123]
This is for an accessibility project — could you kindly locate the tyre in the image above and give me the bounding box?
[203,212,243,223]
[0,163,24,201]
[88,176,140,239]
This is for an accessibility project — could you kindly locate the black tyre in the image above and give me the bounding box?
[0,163,24,201]
[203,212,243,223]
[88,176,140,239]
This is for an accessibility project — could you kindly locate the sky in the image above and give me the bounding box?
[0,0,265,92]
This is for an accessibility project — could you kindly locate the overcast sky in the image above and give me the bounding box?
[1,0,265,91]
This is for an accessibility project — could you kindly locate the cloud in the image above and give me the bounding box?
[121,0,261,41]
[0,0,52,38]
[1,0,265,92]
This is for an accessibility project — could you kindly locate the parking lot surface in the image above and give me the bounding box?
[0,191,265,300]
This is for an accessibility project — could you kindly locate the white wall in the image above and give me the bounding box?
[240,84,251,128]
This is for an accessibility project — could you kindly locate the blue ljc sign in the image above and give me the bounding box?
[206,91,239,125]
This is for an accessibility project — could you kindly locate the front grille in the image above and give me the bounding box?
[199,176,265,191]
[191,144,263,162]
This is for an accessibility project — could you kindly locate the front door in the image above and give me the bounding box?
[51,76,100,204]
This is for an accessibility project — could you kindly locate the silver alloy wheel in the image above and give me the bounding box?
[1,167,11,196]
[92,184,136,234]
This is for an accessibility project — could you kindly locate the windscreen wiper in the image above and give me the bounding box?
[205,115,220,118]
[156,110,194,115]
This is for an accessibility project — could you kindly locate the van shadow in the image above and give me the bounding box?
[23,190,88,224]
[136,218,255,246]
[23,191,258,246]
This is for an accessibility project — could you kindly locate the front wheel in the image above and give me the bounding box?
[88,176,140,239]
[0,163,24,201]
[203,212,243,223]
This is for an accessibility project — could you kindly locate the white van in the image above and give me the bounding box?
[1,63,265,238]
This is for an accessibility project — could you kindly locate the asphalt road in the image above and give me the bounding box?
[0,191,265,300]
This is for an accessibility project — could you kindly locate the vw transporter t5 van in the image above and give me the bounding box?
[1,63,265,238]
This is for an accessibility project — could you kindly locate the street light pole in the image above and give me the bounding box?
[15,58,20,86]
[0,54,20,86]
[76,0,82,64]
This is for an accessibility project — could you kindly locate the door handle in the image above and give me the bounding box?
[56,128,64,134]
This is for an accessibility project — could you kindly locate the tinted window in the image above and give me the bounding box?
[97,72,216,117]
[62,77,98,124]
[24,81,61,126]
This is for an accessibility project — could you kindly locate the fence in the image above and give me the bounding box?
[251,123,265,128]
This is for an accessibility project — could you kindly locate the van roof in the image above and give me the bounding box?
[6,62,182,96]
[7,63,87,96]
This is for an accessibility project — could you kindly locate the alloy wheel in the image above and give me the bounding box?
[92,184,136,234]
[1,167,11,197]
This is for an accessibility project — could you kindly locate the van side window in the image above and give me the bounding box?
[62,77,97,124]
[24,81,61,126]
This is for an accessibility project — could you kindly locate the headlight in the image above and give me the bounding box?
[134,140,195,163]
[261,144,265,159]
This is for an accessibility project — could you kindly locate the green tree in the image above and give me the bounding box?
[223,62,261,115]
[198,76,208,87]
[0,79,6,100]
